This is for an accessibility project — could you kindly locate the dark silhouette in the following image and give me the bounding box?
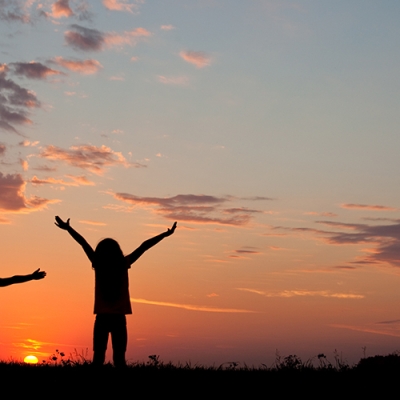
[0,268,46,287]
[54,216,177,367]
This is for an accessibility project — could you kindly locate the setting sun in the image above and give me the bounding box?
[24,355,38,365]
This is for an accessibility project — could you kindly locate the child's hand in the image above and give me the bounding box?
[32,269,46,280]
[55,216,70,230]
[165,222,177,236]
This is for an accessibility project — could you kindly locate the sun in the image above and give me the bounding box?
[24,355,39,364]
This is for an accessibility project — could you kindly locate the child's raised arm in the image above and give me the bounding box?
[127,222,177,265]
[0,268,46,287]
[55,216,95,262]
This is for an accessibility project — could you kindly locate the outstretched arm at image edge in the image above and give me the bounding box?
[55,216,95,262]
[127,222,177,265]
[0,269,46,287]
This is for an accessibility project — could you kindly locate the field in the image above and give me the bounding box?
[3,352,400,397]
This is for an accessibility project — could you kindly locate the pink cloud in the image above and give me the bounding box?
[39,144,144,175]
[341,203,396,211]
[0,173,58,212]
[179,51,211,68]
[79,220,107,226]
[51,0,74,18]
[157,75,188,85]
[161,25,175,31]
[103,0,138,13]
[53,57,103,74]
[104,28,151,47]
[30,174,94,186]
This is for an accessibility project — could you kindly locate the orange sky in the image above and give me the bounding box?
[1,1,400,366]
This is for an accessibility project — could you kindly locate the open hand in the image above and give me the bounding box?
[166,222,177,236]
[32,269,46,280]
[55,216,70,230]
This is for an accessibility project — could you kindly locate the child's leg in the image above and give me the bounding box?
[110,314,127,367]
[93,314,110,366]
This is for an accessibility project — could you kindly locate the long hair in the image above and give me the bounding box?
[92,238,125,271]
[92,238,126,302]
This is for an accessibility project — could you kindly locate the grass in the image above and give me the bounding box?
[2,351,400,396]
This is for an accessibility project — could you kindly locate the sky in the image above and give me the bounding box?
[1,0,400,366]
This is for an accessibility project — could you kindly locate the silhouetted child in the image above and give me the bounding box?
[54,216,177,367]
[0,269,46,287]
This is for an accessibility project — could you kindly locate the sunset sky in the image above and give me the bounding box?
[1,0,400,366]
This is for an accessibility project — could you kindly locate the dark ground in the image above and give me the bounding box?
[3,354,399,397]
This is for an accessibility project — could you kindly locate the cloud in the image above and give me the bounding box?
[279,219,400,268]
[179,51,211,68]
[103,0,139,13]
[104,27,151,47]
[237,288,364,299]
[376,319,400,325]
[224,207,262,214]
[79,220,107,226]
[51,0,74,18]
[39,144,143,175]
[0,66,41,134]
[0,144,5,156]
[65,24,151,52]
[331,324,400,338]
[52,57,102,74]
[0,0,31,23]
[157,75,188,85]
[0,173,58,212]
[131,298,256,313]
[111,193,269,226]
[65,25,104,51]
[10,62,64,80]
[161,24,175,31]
[30,174,94,186]
[341,203,396,211]
[304,211,338,217]
[234,249,261,255]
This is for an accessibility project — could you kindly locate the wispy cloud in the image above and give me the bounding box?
[52,57,102,74]
[304,211,338,217]
[131,298,256,313]
[30,174,94,187]
[0,173,58,213]
[341,203,396,211]
[276,220,400,268]
[103,0,140,13]
[179,51,211,68]
[111,193,263,226]
[157,75,188,85]
[0,65,41,134]
[39,144,143,175]
[79,220,107,226]
[331,324,400,338]
[65,24,151,52]
[237,288,364,299]
[161,25,175,31]
[0,0,32,23]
